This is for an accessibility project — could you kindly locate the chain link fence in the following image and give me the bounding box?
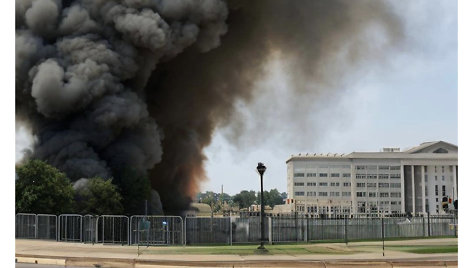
[16,213,457,245]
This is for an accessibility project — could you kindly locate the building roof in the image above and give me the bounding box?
[286,141,457,163]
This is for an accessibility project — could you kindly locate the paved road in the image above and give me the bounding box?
[16,264,86,268]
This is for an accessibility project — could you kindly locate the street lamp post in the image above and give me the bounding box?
[256,162,268,252]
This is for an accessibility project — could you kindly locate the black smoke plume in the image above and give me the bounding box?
[16,0,403,214]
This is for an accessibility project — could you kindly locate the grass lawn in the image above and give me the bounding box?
[386,245,458,254]
[138,244,359,255]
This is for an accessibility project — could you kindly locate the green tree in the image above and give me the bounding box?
[113,168,151,215]
[74,177,124,215]
[16,159,74,214]
[233,190,256,209]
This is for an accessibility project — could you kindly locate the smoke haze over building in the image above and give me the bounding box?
[16,0,404,214]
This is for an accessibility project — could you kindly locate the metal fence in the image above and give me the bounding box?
[16,213,457,245]
[130,216,183,245]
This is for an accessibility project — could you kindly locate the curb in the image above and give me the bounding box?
[15,254,458,268]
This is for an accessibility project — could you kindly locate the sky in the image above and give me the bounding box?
[13,1,458,198]
[201,0,458,195]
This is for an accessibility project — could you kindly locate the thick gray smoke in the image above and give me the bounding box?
[16,0,403,214]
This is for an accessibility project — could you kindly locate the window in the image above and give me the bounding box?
[357,192,366,197]
[319,173,328,177]
[319,182,328,186]
[330,192,340,197]
[367,183,377,188]
[294,173,305,177]
[379,165,389,170]
[390,192,401,198]
[307,173,317,177]
[294,182,304,186]
[424,166,428,172]
[435,166,437,173]
[307,182,316,186]
[367,165,377,170]
[331,173,340,177]
[367,174,377,179]
[295,191,305,196]
[307,191,316,196]
[390,174,401,179]
[442,166,445,173]
[330,182,340,187]
[318,192,328,196]
[342,192,351,197]
[435,185,438,196]
[379,183,390,188]
[356,174,366,179]
[391,201,397,205]
[369,192,376,197]
[435,176,438,181]
[380,192,389,197]
[425,186,428,196]
[390,183,401,188]
[343,182,351,187]
[442,185,446,197]
[343,173,351,178]
[425,175,428,182]
[356,183,366,188]
[379,174,389,179]
[442,176,445,181]
[390,166,400,170]
[356,165,366,170]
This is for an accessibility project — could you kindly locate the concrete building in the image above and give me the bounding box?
[286,141,458,217]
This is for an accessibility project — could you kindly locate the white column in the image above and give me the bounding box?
[421,165,426,214]
[452,165,457,200]
[411,165,415,214]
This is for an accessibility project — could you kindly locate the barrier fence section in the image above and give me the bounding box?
[130,216,183,246]
[16,213,457,245]
[37,214,57,240]
[185,217,231,245]
[16,213,36,239]
[58,214,82,242]
[82,215,98,243]
[98,215,129,245]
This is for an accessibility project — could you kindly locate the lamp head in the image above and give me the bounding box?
[257,162,267,176]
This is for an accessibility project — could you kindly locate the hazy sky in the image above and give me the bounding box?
[14,0,458,196]
[202,0,458,195]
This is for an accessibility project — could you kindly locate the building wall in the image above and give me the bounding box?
[286,143,458,217]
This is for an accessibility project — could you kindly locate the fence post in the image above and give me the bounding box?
[344,217,348,245]
[304,216,308,242]
[34,214,38,239]
[427,212,431,237]
[229,217,233,246]
[268,217,272,245]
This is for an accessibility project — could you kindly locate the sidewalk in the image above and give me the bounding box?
[16,238,458,267]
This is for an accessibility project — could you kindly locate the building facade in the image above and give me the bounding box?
[286,141,458,217]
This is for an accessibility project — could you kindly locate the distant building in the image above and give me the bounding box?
[185,202,212,217]
[286,141,458,217]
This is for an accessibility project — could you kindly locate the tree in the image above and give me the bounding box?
[113,168,152,215]
[16,159,74,214]
[233,190,256,209]
[74,177,124,215]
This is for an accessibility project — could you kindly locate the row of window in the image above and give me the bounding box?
[295,182,352,187]
[355,174,400,179]
[356,165,400,170]
[297,191,352,197]
[356,192,401,198]
[295,182,401,188]
[425,166,454,173]
[295,173,351,178]
[295,191,401,198]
